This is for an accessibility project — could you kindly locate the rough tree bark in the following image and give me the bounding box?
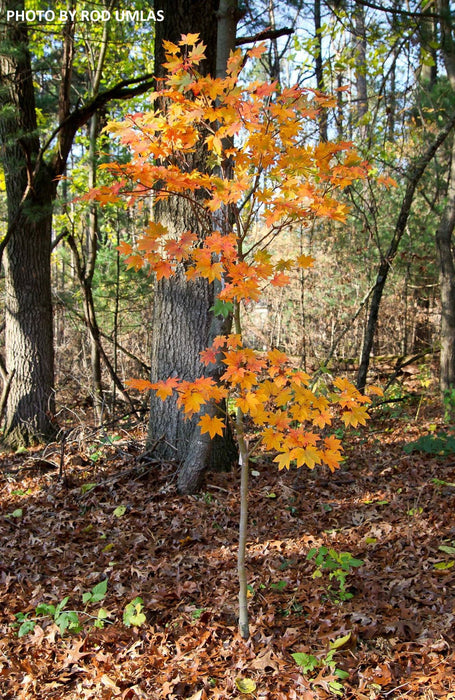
[0,0,154,446]
[147,0,239,493]
[0,2,55,445]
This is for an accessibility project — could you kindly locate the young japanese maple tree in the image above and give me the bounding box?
[88,35,380,639]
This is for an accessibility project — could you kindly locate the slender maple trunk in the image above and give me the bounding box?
[237,408,250,640]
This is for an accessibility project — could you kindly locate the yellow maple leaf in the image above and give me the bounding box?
[235,391,261,414]
[342,404,369,427]
[275,387,292,407]
[179,33,200,46]
[296,254,315,269]
[273,452,293,471]
[366,384,384,397]
[291,446,322,469]
[198,414,225,438]
[261,427,282,451]
[162,39,179,55]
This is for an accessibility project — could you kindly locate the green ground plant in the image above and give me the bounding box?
[307,546,363,601]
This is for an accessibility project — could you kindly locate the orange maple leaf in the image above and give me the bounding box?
[186,248,223,282]
[200,346,218,365]
[152,259,174,280]
[180,391,206,415]
[296,254,315,269]
[151,377,180,400]
[342,405,369,427]
[271,272,290,287]
[377,175,397,189]
[235,391,261,414]
[324,435,342,452]
[117,240,133,256]
[126,378,154,391]
[198,414,225,438]
[312,409,333,428]
[322,449,342,472]
[247,43,267,59]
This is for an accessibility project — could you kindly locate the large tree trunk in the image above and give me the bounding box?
[0,2,56,445]
[0,1,154,446]
[3,188,55,446]
[147,0,238,492]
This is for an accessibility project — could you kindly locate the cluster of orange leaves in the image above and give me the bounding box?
[128,337,382,472]
[96,35,382,472]
[93,36,370,294]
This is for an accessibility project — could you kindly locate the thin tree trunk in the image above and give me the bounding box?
[356,111,455,391]
[436,135,455,402]
[436,0,455,412]
[87,114,103,421]
[314,0,327,141]
[353,1,368,134]
[67,234,138,419]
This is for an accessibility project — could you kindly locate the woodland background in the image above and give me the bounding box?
[1,0,455,698]
[1,0,454,436]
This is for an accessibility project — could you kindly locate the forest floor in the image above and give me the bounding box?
[1,393,455,699]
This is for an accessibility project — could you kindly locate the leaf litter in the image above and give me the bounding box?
[0,403,454,699]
